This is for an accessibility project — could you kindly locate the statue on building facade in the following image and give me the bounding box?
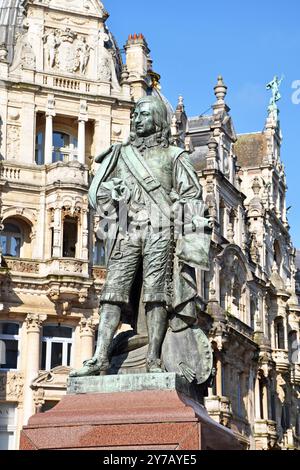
[266,75,283,115]
[77,36,91,74]
[70,96,212,380]
[43,30,59,68]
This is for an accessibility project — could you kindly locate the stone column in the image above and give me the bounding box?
[81,204,89,260]
[284,315,288,350]
[216,357,223,396]
[44,95,55,165]
[23,314,43,424]
[77,100,88,165]
[77,120,86,164]
[52,206,62,258]
[262,382,269,420]
[79,318,95,364]
[254,375,261,419]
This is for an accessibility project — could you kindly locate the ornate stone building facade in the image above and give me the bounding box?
[0,0,299,450]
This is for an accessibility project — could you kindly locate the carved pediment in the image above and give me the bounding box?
[31,366,71,389]
[30,0,108,19]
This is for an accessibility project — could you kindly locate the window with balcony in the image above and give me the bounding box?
[35,131,44,165]
[0,323,20,370]
[41,325,73,371]
[52,131,78,163]
[63,216,78,258]
[250,299,256,330]
[288,330,299,363]
[93,239,105,266]
[0,223,21,257]
[281,404,290,432]
[275,318,285,350]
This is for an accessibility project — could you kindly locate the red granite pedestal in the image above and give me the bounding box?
[20,388,242,450]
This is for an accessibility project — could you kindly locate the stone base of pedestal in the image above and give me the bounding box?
[20,373,242,450]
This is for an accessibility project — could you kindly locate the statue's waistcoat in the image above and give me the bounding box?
[114,145,173,194]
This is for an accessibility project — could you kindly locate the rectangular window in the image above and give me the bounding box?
[41,326,73,371]
[0,323,20,370]
[0,404,17,450]
[51,342,62,369]
[93,239,105,266]
[35,131,44,165]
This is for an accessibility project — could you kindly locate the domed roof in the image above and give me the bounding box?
[0,0,25,63]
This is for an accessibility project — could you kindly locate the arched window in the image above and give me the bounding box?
[52,131,78,163]
[0,223,21,257]
[275,317,285,349]
[41,325,73,371]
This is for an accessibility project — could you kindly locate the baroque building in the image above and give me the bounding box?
[0,0,299,450]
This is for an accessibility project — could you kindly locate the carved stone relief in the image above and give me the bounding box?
[10,30,36,71]
[43,28,91,74]
[98,56,111,81]
[0,372,24,401]
[6,125,20,160]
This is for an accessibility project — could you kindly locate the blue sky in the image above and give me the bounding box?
[105,0,300,247]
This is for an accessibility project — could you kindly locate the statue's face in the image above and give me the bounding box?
[132,102,156,137]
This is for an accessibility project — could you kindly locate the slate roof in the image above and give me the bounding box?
[0,0,25,63]
[234,132,267,168]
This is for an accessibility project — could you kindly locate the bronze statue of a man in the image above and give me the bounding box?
[70,95,211,377]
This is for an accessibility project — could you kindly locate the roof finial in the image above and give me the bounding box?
[176,95,184,112]
[214,75,227,103]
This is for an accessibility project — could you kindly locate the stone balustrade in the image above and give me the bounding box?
[0,162,44,186]
[254,419,278,450]
[91,266,106,282]
[37,73,96,94]
[4,257,89,278]
[4,258,40,275]
[290,363,300,385]
[43,258,89,277]
[271,349,290,372]
[45,160,88,187]
[227,315,254,341]
[205,395,232,428]
[35,72,116,97]
[0,155,88,189]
